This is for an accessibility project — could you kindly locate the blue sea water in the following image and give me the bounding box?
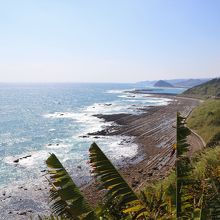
[0,83,185,187]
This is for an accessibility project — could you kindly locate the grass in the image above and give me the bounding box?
[187,99,220,143]
[140,145,220,219]
[192,146,220,180]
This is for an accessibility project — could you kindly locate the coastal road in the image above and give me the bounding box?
[187,128,206,155]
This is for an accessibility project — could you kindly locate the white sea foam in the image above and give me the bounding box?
[4,150,49,167]
[44,112,79,119]
[43,96,172,138]
[118,93,150,99]
[44,110,112,135]
[109,140,138,159]
[45,143,70,149]
[106,89,128,94]
[84,102,133,115]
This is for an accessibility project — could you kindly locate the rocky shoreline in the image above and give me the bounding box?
[0,94,200,219]
[82,94,200,206]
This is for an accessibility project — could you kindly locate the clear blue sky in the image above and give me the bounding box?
[0,0,219,82]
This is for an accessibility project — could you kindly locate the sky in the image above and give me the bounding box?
[0,0,219,83]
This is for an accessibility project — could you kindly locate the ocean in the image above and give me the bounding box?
[0,83,185,187]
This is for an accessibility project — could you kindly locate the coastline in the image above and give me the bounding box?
[0,93,200,219]
[82,93,200,206]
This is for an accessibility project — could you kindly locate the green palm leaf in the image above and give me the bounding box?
[46,153,97,220]
[89,142,147,219]
[176,112,194,219]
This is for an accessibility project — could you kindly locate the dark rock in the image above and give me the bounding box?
[132,182,136,187]
[48,143,52,146]
[88,129,108,136]
[41,169,46,173]
[79,135,88,138]
[23,155,31,159]
[77,166,82,169]
[14,159,19,163]
[18,212,27,215]
[60,113,64,116]
[56,143,59,146]
[135,180,140,184]
[131,180,139,187]
[138,169,143,173]
[148,172,153,177]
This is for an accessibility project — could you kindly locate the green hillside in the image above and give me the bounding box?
[182,78,220,98]
[187,99,220,145]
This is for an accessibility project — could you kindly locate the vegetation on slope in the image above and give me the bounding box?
[182,78,220,99]
[143,146,220,220]
[191,147,220,219]
[187,99,220,145]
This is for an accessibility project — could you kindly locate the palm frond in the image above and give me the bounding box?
[46,153,97,220]
[89,142,147,219]
[176,112,194,219]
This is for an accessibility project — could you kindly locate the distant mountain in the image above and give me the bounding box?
[172,78,210,88]
[137,78,211,88]
[136,78,211,88]
[154,80,174,87]
[182,78,220,98]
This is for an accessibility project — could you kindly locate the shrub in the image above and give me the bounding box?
[206,131,220,147]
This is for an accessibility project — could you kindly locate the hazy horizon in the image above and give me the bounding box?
[0,0,219,83]
[0,76,214,84]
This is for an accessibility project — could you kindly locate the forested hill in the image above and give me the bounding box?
[181,78,220,98]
